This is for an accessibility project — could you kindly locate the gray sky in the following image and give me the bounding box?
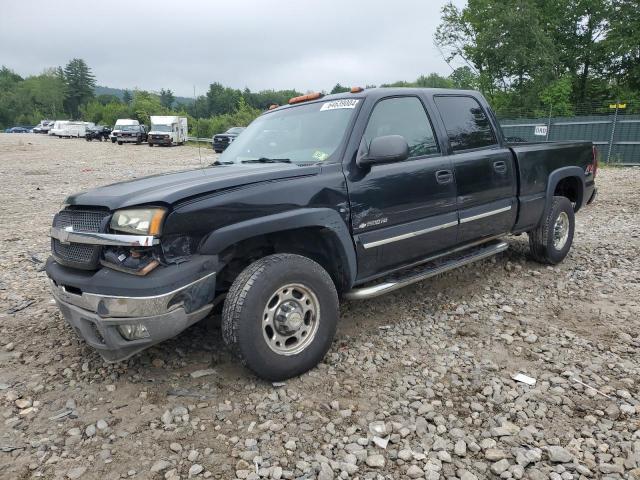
[1,0,465,97]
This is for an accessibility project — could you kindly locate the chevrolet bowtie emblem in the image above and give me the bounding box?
[59,226,73,244]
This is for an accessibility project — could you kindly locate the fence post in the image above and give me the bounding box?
[545,104,552,141]
[606,102,619,163]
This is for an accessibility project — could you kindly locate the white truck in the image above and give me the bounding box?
[148,116,188,147]
[110,119,140,143]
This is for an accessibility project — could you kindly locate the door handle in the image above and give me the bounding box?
[435,169,453,184]
[493,161,507,174]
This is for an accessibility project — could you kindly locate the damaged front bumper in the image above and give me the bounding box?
[45,255,218,362]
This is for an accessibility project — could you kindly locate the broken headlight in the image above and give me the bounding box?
[110,208,166,235]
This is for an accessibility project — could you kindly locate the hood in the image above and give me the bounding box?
[66,163,320,210]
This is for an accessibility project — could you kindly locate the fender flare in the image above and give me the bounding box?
[546,166,586,213]
[198,208,357,287]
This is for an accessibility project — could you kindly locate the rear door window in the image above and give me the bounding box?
[434,96,496,152]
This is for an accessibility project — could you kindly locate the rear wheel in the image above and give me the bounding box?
[222,254,339,381]
[117,141,123,145]
[528,195,575,264]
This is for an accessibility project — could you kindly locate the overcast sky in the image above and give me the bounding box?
[1,0,465,97]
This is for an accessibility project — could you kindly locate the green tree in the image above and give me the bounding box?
[449,66,479,90]
[330,83,350,94]
[159,88,175,109]
[122,89,132,104]
[63,58,96,118]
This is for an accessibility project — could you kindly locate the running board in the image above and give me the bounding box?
[344,240,508,300]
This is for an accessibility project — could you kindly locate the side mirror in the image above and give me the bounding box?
[357,135,409,167]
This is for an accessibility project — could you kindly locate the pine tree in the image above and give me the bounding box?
[63,58,95,118]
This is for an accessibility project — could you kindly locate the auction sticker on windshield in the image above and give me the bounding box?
[320,99,359,111]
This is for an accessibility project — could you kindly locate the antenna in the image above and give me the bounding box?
[194,85,204,169]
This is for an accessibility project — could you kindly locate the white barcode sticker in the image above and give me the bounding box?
[320,99,359,111]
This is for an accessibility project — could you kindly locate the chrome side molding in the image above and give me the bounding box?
[362,221,458,249]
[345,240,508,300]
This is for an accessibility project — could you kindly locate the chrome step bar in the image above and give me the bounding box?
[344,240,509,300]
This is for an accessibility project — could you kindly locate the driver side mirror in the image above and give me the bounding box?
[356,135,410,167]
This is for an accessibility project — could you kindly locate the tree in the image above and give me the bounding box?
[415,73,453,88]
[159,88,175,109]
[63,58,96,118]
[606,0,640,91]
[122,89,132,104]
[330,83,350,94]
[449,66,479,90]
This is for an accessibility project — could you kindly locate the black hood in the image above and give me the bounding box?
[66,163,320,210]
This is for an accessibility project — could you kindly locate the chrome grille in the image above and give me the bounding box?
[52,209,109,270]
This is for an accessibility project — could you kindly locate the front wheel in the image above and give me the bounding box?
[222,254,338,381]
[117,141,123,145]
[528,195,575,264]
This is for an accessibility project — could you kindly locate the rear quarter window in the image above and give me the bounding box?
[434,96,496,152]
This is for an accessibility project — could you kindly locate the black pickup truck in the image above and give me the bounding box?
[46,88,597,380]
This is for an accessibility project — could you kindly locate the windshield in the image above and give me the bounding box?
[121,125,140,131]
[218,99,359,165]
[151,124,172,132]
[226,127,244,134]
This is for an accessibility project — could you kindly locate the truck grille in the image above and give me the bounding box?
[52,209,109,270]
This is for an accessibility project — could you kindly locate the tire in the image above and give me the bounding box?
[222,254,339,381]
[214,149,222,154]
[111,138,116,143]
[117,141,123,145]
[148,143,153,147]
[528,195,575,265]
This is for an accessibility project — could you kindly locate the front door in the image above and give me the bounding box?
[433,95,517,243]
[345,95,459,280]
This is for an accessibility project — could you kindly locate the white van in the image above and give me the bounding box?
[50,121,92,138]
[110,119,140,143]
[148,116,188,146]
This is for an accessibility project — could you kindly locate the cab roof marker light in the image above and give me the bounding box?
[350,86,364,93]
[268,104,279,110]
[288,92,323,104]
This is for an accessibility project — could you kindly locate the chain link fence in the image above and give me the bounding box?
[495,100,640,165]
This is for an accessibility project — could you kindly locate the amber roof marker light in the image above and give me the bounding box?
[288,92,323,104]
[350,86,364,93]
[268,104,279,110]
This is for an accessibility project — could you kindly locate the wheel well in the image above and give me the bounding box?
[554,176,583,212]
[215,227,351,294]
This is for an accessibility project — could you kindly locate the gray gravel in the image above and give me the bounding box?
[1,133,640,479]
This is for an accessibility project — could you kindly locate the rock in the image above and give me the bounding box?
[190,369,216,378]
[169,442,182,452]
[317,462,333,480]
[189,464,204,477]
[150,460,171,473]
[15,398,32,409]
[406,465,424,478]
[546,445,573,463]
[485,448,508,461]
[454,439,467,456]
[67,467,87,479]
[490,459,510,475]
[365,454,385,468]
[85,424,96,437]
[96,419,108,430]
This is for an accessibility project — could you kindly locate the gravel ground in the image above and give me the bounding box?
[1,133,639,480]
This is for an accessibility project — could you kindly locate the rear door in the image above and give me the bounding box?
[433,95,516,243]
[346,95,458,280]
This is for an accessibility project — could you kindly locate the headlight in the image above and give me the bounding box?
[110,208,166,235]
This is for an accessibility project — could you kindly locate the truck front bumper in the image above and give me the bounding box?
[46,256,218,362]
[118,136,140,143]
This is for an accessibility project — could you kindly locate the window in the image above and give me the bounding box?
[434,96,496,151]
[363,97,438,158]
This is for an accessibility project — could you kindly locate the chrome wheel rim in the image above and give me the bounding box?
[262,283,320,356]
[553,211,570,250]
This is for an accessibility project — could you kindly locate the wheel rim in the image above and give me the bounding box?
[553,211,570,250]
[262,283,320,356]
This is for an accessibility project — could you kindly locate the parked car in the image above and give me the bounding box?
[148,116,188,147]
[46,87,597,380]
[116,125,147,145]
[110,119,140,143]
[86,125,112,141]
[212,126,245,153]
[33,120,54,134]
[5,126,31,133]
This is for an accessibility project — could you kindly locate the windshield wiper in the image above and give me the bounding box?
[212,160,234,166]
[241,157,291,164]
